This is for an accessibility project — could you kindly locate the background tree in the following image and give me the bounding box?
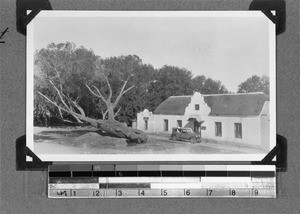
[237,75,269,94]
[191,75,228,94]
[145,65,193,111]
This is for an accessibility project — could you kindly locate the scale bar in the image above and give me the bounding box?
[48,165,276,198]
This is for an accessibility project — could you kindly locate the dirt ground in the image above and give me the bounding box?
[33,126,266,155]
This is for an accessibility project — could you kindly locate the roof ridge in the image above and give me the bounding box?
[202,92,266,96]
[169,95,193,98]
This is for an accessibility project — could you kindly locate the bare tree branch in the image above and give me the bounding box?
[71,100,86,117]
[62,95,86,117]
[45,61,63,92]
[49,80,71,111]
[58,108,64,118]
[113,80,135,108]
[115,107,122,117]
[85,84,108,105]
[92,85,107,102]
[101,109,108,120]
[38,92,102,127]
[38,92,74,116]
[122,85,135,96]
[86,73,134,120]
[100,73,113,101]
[48,80,86,123]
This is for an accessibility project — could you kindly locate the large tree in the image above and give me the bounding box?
[35,43,149,144]
[191,75,228,94]
[34,42,99,125]
[145,65,193,111]
[237,75,269,94]
[98,55,154,124]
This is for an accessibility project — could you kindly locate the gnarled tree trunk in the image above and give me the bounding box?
[38,59,149,144]
[72,113,150,144]
[96,119,149,144]
[39,89,149,144]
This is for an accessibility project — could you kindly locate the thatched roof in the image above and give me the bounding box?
[154,93,269,117]
[203,93,269,116]
[154,96,191,115]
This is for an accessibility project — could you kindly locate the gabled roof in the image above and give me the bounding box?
[154,93,269,117]
[154,96,191,115]
[204,93,269,116]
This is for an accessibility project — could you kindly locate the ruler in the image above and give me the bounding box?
[48,165,276,198]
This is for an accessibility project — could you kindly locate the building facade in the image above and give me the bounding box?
[137,92,270,151]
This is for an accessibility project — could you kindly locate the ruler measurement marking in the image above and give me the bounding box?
[49,188,275,198]
[48,165,276,198]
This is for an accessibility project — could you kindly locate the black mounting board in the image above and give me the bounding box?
[16,135,52,171]
[249,0,286,35]
[16,0,52,35]
[251,134,287,172]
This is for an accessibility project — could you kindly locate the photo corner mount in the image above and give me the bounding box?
[16,0,286,36]
[16,0,52,35]
[249,0,286,35]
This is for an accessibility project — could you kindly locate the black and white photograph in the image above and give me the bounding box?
[26,11,276,161]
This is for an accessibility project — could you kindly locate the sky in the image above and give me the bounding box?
[31,12,273,92]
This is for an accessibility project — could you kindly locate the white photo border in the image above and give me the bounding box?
[26,10,276,162]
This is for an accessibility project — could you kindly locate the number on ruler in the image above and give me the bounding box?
[207,189,213,196]
[162,190,168,196]
[118,171,123,176]
[254,189,259,196]
[117,189,123,196]
[57,190,68,196]
[72,190,76,196]
[93,190,100,196]
[231,189,236,196]
[185,189,191,196]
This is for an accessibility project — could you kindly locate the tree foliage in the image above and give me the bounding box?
[145,65,194,111]
[34,42,99,125]
[35,43,150,143]
[191,75,228,94]
[237,75,269,94]
[98,55,154,123]
[34,42,231,127]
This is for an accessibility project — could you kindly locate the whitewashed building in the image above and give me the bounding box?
[137,92,270,150]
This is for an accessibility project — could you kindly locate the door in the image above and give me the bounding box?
[194,121,200,133]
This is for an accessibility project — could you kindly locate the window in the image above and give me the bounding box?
[164,119,169,131]
[234,123,242,138]
[195,104,200,110]
[215,122,222,137]
[177,120,182,127]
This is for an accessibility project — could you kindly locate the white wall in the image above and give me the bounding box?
[185,92,211,120]
[201,116,262,147]
[153,114,189,133]
[260,101,270,151]
[137,109,155,133]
